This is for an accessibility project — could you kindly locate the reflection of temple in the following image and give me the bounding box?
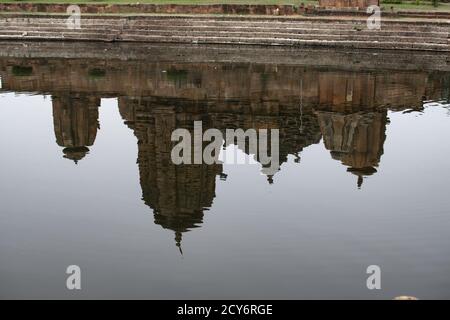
[119,98,222,252]
[52,94,101,163]
[315,74,389,188]
[1,55,449,249]
[118,96,321,250]
[317,111,387,188]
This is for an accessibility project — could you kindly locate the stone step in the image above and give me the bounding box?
[1,32,439,51]
[5,15,446,26]
[0,24,122,32]
[0,33,107,41]
[1,25,447,40]
[1,18,448,32]
[4,30,443,52]
[1,21,448,38]
[122,25,449,38]
[118,30,449,44]
[0,30,110,37]
[0,15,448,51]
[2,27,447,45]
[128,18,450,30]
[115,34,450,50]
[0,21,123,30]
[126,19,450,31]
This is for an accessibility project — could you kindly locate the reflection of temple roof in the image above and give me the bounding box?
[52,94,100,162]
[316,111,387,188]
[347,166,378,189]
[118,98,222,251]
[118,96,323,249]
[24,57,448,250]
[62,146,90,164]
[47,89,392,247]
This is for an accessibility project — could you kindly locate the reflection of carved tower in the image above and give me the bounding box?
[119,97,222,253]
[316,71,434,112]
[318,72,376,112]
[119,95,324,250]
[316,111,387,188]
[208,100,322,183]
[52,94,100,163]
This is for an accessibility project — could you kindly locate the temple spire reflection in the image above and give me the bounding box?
[52,94,101,163]
[119,97,223,251]
[118,95,321,246]
[316,111,387,188]
[3,56,444,248]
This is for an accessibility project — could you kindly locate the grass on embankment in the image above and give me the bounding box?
[0,0,449,12]
[0,0,317,4]
[383,1,450,11]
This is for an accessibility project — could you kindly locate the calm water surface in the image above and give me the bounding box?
[1,53,450,299]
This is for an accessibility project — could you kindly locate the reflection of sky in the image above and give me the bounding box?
[219,145,259,166]
[1,93,450,299]
[424,100,450,115]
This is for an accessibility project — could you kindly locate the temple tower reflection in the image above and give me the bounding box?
[52,94,101,163]
[316,111,387,188]
[1,55,449,251]
[119,97,222,252]
[315,73,388,188]
[118,95,322,249]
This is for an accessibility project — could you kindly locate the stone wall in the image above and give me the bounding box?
[0,3,301,15]
[0,42,449,72]
[0,3,449,17]
[319,0,379,8]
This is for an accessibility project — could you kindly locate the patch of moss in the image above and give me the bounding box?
[88,68,106,79]
[12,65,33,76]
[166,68,188,86]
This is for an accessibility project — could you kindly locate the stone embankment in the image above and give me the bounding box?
[0,12,448,51]
[1,41,450,72]
[1,3,450,18]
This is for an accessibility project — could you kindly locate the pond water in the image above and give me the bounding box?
[1,49,450,299]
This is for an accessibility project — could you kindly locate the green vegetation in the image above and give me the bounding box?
[88,68,106,79]
[0,0,317,4]
[12,65,33,76]
[166,68,188,87]
[0,0,448,12]
[382,0,404,4]
[381,0,449,10]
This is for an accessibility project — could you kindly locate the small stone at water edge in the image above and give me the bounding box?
[394,296,418,300]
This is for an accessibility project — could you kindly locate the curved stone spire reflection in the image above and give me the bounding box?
[314,72,391,188]
[52,94,100,163]
[119,97,222,251]
[316,111,387,188]
[208,101,322,182]
[118,95,322,248]
[4,55,443,248]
